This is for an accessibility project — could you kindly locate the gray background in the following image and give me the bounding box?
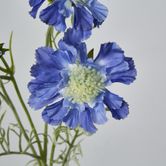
[0,0,166,165]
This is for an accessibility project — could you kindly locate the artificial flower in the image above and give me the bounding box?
[28,32,136,133]
[29,0,108,36]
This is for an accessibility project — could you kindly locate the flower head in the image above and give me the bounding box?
[28,31,136,133]
[29,0,108,37]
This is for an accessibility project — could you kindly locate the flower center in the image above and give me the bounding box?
[64,64,105,104]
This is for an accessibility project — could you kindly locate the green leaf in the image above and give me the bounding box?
[0,75,11,81]
[9,32,15,74]
[87,48,94,59]
[0,43,9,57]
[0,128,5,144]
[48,0,53,3]
[0,112,6,126]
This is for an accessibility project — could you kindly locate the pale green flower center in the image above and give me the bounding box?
[64,64,105,104]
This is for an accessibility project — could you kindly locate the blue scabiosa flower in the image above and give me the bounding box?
[28,38,136,133]
[29,0,108,35]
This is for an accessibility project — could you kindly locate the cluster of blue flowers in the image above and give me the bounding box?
[28,0,137,133]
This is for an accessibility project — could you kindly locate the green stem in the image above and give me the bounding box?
[46,26,53,48]
[0,56,43,161]
[0,79,42,165]
[11,75,43,157]
[0,151,41,160]
[49,130,60,166]
[43,123,48,165]
[1,57,10,71]
[0,75,11,80]
[49,143,55,166]
[0,66,8,73]
[62,130,79,166]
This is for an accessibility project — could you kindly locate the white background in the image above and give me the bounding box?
[0,0,166,165]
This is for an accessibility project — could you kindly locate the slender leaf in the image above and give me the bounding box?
[88,48,94,59]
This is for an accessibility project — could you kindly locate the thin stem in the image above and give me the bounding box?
[0,57,9,71]
[49,130,60,166]
[0,75,11,80]
[43,123,48,165]
[0,56,43,157]
[0,151,41,160]
[0,79,41,164]
[0,66,8,73]
[0,143,7,152]
[10,76,43,157]
[46,26,53,48]
[62,130,79,166]
[49,143,55,166]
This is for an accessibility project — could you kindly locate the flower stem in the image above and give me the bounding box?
[49,143,56,166]
[43,123,48,165]
[0,56,43,159]
[62,129,79,166]
[0,151,41,160]
[49,129,60,166]
[0,79,42,165]
[11,75,43,157]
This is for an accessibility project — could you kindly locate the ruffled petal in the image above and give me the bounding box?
[80,107,97,133]
[58,40,77,57]
[63,28,91,46]
[63,108,80,129]
[30,64,60,82]
[107,57,137,84]
[92,102,107,124]
[104,89,129,120]
[39,1,67,31]
[76,42,88,64]
[95,42,124,68]
[58,0,72,17]
[51,50,75,70]
[74,6,93,38]
[35,47,54,66]
[28,79,61,109]
[29,92,60,110]
[29,0,45,18]
[86,0,108,26]
[59,28,88,63]
[42,99,68,125]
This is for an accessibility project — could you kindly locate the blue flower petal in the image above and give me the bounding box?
[35,47,54,66]
[30,47,63,82]
[28,78,62,109]
[63,108,80,129]
[104,89,129,120]
[51,50,75,70]
[59,28,88,63]
[30,64,61,82]
[107,57,137,85]
[35,47,75,70]
[29,0,45,18]
[58,40,77,57]
[95,42,124,68]
[29,0,43,7]
[92,102,107,124]
[29,92,60,110]
[39,1,67,31]
[80,107,97,133]
[58,0,72,17]
[76,42,88,64]
[42,99,68,125]
[86,0,108,26]
[74,6,93,34]
[62,28,85,45]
